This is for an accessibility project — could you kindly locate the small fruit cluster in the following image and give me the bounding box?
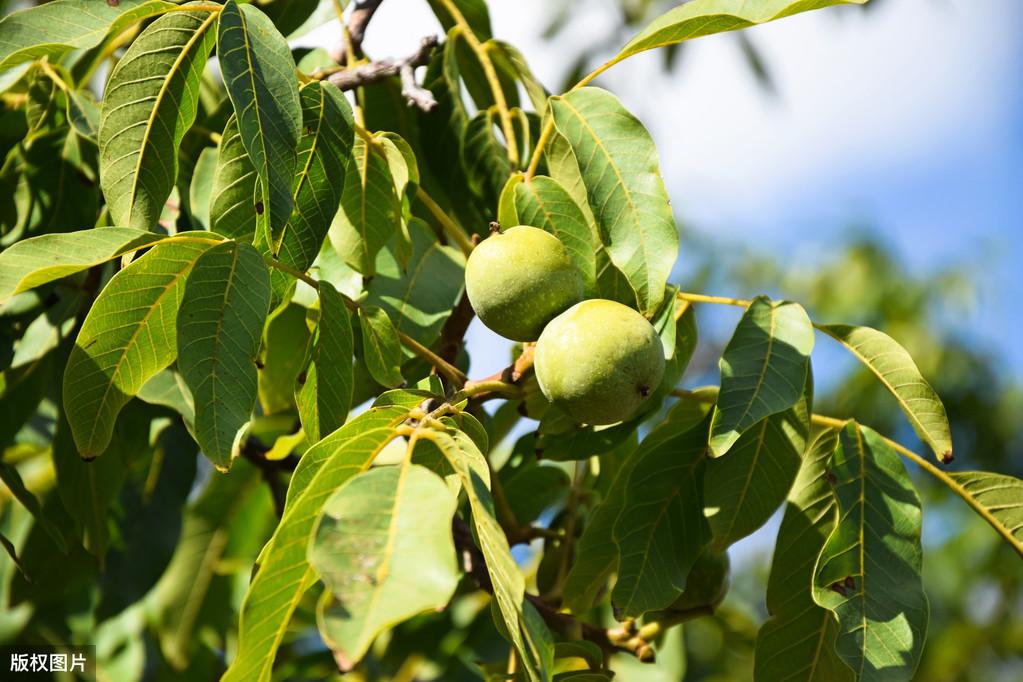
[465,226,665,425]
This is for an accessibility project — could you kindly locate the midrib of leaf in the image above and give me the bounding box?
[230,6,274,246]
[717,418,769,542]
[553,97,652,294]
[358,140,372,254]
[125,11,216,218]
[279,85,326,249]
[731,307,777,430]
[82,264,190,453]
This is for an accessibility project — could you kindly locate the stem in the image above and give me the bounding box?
[397,331,468,387]
[415,187,474,255]
[264,258,320,290]
[438,0,519,167]
[460,379,522,400]
[675,291,751,308]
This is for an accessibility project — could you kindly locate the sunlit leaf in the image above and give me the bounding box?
[0,0,178,71]
[217,0,302,251]
[177,241,271,470]
[62,239,216,457]
[0,227,164,302]
[812,422,928,681]
[818,323,952,461]
[710,296,814,457]
[424,428,550,682]
[946,471,1023,558]
[754,427,854,682]
[311,463,459,664]
[98,7,217,229]
[547,87,676,314]
[611,0,867,67]
[329,135,402,275]
[224,402,414,682]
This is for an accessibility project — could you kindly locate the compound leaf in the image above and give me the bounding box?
[223,402,414,682]
[62,239,215,457]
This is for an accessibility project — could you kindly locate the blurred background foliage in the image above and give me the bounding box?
[0,0,1019,680]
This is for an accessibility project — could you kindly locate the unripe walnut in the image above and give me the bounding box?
[534,299,665,425]
[464,225,583,342]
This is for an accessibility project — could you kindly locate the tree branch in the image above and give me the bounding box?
[347,0,385,52]
[327,36,439,112]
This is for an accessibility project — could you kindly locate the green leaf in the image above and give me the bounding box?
[329,135,402,275]
[217,0,302,251]
[945,472,1023,558]
[426,0,492,40]
[0,0,178,71]
[812,422,928,681]
[503,465,571,526]
[223,402,413,682]
[425,428,549,682]
[366,219,465,350]
[62,239,215,457]
[754,427,853,682]
[817,323,952,462]
[488,40,548,112]
[710,296,814,456]
[297,282,354,442]
[0,460,67,553]
[257,302,311,415]
[177,241,271,470]
[0,227,165,302]
[188,145,218,229]
[67,89,101,143]
[272,82,354,296]
[561,393,713,614]
[705,371,812,550]
[149,459,268,669]
[611,412,712,617]
[210,115,259,242]
[499,173,597,295]
[311,463,459,664]
[98,7,217,229]
[547,87,676,314]
[14,126,99,235]
[138,368,195,432]
[611,0,867,66]
[358,305,404,388]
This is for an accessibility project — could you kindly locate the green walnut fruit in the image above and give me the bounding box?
[670,550,730,611]
[464,225,583,342]
[534,299,665,425]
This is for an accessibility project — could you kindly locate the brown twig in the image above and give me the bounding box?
[327,36,439,111]
[348,0,385,51]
